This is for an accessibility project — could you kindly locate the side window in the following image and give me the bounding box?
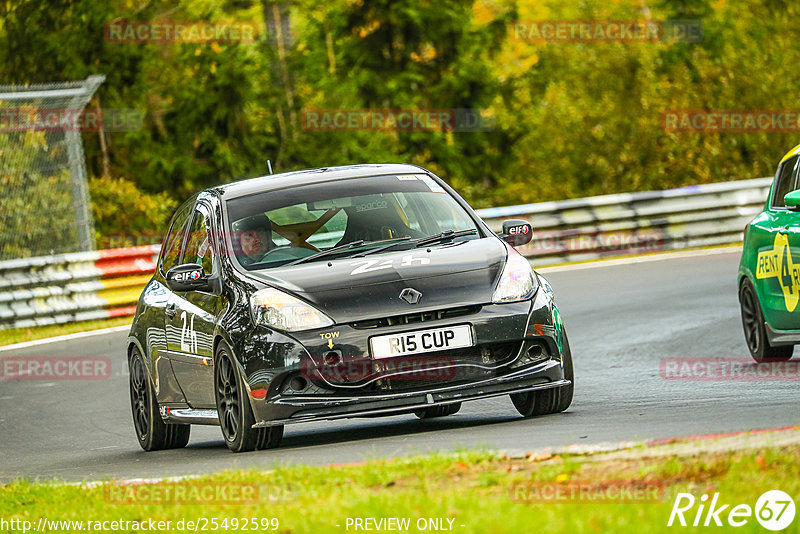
[773,156,799,208]
[160,202,194,274]
[183,208,214,273]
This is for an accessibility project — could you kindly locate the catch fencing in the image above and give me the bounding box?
[0,177,773,329]
[0,75,105,260]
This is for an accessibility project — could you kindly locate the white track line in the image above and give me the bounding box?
[0,325,130,353]
[536,245,741,273]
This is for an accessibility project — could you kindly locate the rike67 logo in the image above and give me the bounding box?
[668,490,795,530]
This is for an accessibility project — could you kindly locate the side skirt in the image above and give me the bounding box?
[764,321,800,346]
[162,406,220,426]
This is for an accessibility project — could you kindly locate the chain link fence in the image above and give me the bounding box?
[0,75,105,260]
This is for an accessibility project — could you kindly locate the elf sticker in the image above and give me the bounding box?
[756,233,800,312]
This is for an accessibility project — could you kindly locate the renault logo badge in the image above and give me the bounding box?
[399,288,422,305]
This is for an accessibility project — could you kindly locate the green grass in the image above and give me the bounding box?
[0,317,131,347]
[2,446,798,533]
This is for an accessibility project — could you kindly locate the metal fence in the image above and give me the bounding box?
[477,177,772,266]
[0,177,773,329]
[0,75,105,260]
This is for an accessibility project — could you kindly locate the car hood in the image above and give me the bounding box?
[244,238,507,323]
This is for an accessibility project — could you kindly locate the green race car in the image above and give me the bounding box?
[739,144,800,362]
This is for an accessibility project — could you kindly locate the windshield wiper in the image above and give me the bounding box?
[284,240,366,266]
[355,230,476,257]
[284,230,476,267]
[414,229,477,247]
[353,236,413,257]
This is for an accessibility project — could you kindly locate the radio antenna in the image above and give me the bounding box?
[267,160,274,175]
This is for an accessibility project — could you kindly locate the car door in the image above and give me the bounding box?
[754,154,800,330]
[165,202,225,408]
[150,198,195,405]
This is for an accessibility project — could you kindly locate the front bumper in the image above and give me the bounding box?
[253,360,569,427]
[230,286,567,426]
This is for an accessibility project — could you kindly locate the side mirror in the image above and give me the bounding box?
[166,263,210,292]
[499,219,533,247]
[785,190,800,211]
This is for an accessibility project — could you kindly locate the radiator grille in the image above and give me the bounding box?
[350,305,482,330]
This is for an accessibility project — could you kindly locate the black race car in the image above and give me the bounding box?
[127,164,574,452]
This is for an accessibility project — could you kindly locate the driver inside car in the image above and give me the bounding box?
[235,215,273,266]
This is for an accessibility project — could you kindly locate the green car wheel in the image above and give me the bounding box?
[739,278,793,363]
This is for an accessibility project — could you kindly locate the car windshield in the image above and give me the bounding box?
[225,174,480,270]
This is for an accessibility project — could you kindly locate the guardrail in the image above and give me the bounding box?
[0,177,773,329]
[0,245,159,329]
[477,177,772,266]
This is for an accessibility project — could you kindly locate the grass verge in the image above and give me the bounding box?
[0,317,131,347]
[2,445,798,533]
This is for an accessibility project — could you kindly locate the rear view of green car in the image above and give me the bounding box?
[739,144,800,361]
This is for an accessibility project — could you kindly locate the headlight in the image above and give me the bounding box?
[492,250,538,303]
[250,288,334,332]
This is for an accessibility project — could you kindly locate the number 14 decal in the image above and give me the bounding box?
[180,310,198,353]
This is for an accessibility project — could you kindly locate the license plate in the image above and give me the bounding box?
[370,324,473,359]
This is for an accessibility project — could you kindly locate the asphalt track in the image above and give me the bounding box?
[2,248,799,483]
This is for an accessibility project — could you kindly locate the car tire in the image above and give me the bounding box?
[414,402,462,419]
[511,329,574,417]
[739,278,794,362]
[129,346,191,451]
[215,341,283,452]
